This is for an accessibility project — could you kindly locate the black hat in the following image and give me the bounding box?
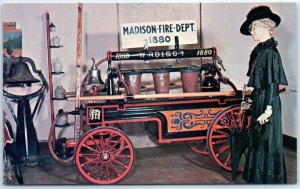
[240,5,281,35]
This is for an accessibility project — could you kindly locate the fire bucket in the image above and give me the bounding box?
[152,70,170,94]
[181,67,199,93]
[123,71,142,95]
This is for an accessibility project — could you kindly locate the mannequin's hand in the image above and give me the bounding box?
[257,105,272,125]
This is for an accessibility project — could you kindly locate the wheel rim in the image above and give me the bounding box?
[75,127,134,184]
[207,105,248,171]
[185,139,209,155]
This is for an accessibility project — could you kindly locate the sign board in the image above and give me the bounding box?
[120,20,198,49]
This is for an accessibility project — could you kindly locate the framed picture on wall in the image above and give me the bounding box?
[3,22,22,79]
[3,22,22,57]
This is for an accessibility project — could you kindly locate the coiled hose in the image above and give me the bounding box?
[48,111,75,164]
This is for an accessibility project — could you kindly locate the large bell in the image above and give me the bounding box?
[5,61,40,85]
[85,58,104,86]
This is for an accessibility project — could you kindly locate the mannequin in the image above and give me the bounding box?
[240,6,288,183]
[249,19,274,125]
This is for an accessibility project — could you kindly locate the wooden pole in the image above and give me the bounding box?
[68,95,125,101]
[67,90,253,101]
[74,3,83,142]
[134,91,235,99]
[46,13,56,147]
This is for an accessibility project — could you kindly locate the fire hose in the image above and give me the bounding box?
[48,111,75,164]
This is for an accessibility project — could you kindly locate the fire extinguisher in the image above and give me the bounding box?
[200,63,220,92]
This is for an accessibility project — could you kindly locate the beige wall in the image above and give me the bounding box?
[202,3,297,137]
[2,3,297,146]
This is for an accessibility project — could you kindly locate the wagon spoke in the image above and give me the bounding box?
[212,139,228,145]
[105,133,114,151]
[108,139,123,152]
[112,154,130,159]
[111,157,128,168]
[99,135,105,151]
[110,145,129,154]
[79,153,99,157]
[97,162,104,179]
[87,161,100,175]
[107,161,121,177]
[90,136,102,151]
[220,119,233,130]
[211,135,228,139]
[213,129,228,136]
[82,144,99,153]
[105,162,110,180]
[224,125,233,131]
[81,157,100,166]
[80,155,92,162]
[216,144,230,155]
[224,153,231,166]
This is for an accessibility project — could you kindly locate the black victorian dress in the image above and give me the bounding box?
[242,38,288,183]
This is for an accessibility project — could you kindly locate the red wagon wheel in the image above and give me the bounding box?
[185,139,209,155]
[75,127,134,184]
[207,105,249,171]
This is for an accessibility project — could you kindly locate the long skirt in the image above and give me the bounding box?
[242,89,287,183]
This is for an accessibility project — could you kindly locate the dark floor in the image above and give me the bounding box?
[4,143,297,185]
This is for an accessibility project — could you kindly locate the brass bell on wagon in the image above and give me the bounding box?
[85,58,105,86]
[5,61,40,86]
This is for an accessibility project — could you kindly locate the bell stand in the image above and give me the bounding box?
[3,57,49,166]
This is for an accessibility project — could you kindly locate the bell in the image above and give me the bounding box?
[5,61,40,85]
[85,58,104,86]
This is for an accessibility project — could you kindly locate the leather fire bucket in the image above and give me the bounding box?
[152,70,170,94]
[180,67,199,93]
[123,71,142,95]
